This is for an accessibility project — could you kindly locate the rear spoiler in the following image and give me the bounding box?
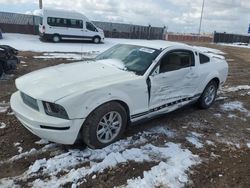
[204,52,225,60]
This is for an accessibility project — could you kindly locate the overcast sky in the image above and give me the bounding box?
[0,0,249,34]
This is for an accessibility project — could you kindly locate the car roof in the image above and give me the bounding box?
[118,40,188,50]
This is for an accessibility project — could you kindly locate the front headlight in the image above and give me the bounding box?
[43,102,69,119]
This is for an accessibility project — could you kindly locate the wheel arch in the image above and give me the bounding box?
[93,35,101,39]
[200,71,221,93]
[210,77,220,87]
[53,33,61,38]
[85,99,131,123]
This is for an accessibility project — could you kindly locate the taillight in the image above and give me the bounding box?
[42,25,45,33]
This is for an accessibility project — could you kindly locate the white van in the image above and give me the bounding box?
[39,9,105,43]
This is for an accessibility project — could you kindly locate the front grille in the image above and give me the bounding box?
[20,92,39,111]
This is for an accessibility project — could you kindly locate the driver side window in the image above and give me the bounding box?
[159,50,195,73]
[86,22,97,32]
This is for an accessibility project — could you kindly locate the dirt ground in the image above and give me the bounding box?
[0,43,249,188]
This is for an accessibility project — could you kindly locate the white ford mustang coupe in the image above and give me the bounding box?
[11,41,228,148]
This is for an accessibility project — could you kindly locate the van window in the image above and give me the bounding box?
[47,17,67,27]
[86,22,97,32]
[69,19,83,28]
[47,17,83,28]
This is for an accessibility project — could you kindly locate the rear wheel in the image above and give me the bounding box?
[198,80,218,109]
[52,34,61,43]
[93,36,101,44]
[82,102,127,149]
[0,63,3,77]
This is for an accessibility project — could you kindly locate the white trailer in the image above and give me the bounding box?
[39,9,105,43]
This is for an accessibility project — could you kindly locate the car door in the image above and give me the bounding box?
[67,19,84,37]
[148,49,199,114]
[84,21,99,38]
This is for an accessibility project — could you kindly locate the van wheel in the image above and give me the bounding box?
[93,36,101,44]
[82,102,127,149]
[52,35,61,43]
[198,80,218,109]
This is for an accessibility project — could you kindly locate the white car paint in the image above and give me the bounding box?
[10,41,228,145]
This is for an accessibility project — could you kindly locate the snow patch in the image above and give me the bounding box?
[0,106,9,113]
[222,85,250,92]
[14,142,23,153]
[214,113,222,118]
[14,142,21,147]
[221,101,248,113]
[0,101,9,113]
[0,33,177,54]
[6,143,59,163]
[186,137,204,149]
[148,125,176,138]
[1,132,200,188]
[225,141,241,149]
[227,114,247,121]
[186,132,203,149]
[35,139,49,145]
[34,52,98,60]
[0,122,6,129]
[7,111,15,115]
[206,140,215,146]
[247,143,250,148]
[9,148,37,162]
[216,133,221,137]
[219,43,250,49]
[215,96,228,101]
[28,135,148,177]
[126,143,200,188]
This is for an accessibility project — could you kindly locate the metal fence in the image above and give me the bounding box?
[93,21,164,39]
[166,33,213,43]
[0,11,164,39]
[213,32,250,43]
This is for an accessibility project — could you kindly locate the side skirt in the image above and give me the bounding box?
[130,94,201,122]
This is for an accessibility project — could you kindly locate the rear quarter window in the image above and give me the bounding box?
[199,53,210,64]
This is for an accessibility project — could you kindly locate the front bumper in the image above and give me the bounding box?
[10,91,85,145]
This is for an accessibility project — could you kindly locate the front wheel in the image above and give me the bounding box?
[198,80,218,109]
[82,102,127,149]
[93,36,101,44]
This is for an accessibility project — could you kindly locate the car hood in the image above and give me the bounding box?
[16,60,137,102]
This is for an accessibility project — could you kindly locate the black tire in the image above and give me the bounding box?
[0,63,3,77]
[52,34,61,43]
[93,36,101,44]
[198,80,218,109]
[82,102,127,149]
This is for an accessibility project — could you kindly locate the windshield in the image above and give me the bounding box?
[95,44,161,75]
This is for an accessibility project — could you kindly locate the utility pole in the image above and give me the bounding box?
[39,0,43,9]
[198,0,205,35]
